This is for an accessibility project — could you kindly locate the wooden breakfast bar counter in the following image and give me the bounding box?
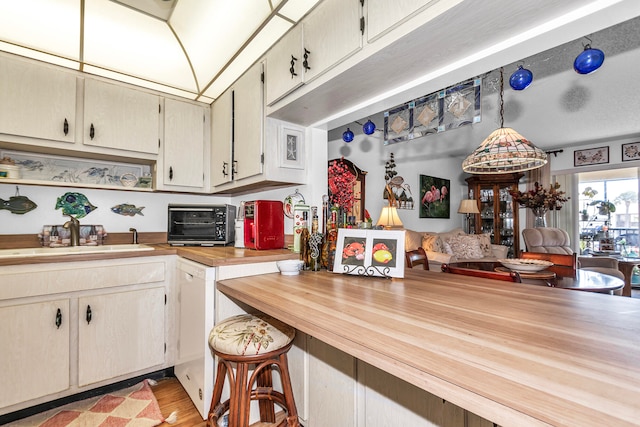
[217,269,640,427]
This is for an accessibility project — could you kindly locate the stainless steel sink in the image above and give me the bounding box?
[0,244,154,258]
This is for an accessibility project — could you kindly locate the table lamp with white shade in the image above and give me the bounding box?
[458,199,479,234]
[376,184,403,229]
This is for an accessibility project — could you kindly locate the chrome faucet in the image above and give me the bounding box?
[129,227,138,244]
[63,215,80,246]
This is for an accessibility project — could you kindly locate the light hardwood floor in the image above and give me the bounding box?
[152,377,285,427]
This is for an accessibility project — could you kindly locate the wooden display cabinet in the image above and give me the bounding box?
[465,173,523,258]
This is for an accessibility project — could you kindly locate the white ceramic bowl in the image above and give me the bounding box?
[276,259,304,275]
[498,258,553,273]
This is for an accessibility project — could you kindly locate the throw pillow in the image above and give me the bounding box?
[422,234,445,253]
[404,230,425,251]
[469,233,493,257]
[446,235,484,259]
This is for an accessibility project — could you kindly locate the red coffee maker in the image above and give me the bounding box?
[243,200,285,250]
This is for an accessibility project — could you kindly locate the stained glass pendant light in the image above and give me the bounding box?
[462,68,547,174]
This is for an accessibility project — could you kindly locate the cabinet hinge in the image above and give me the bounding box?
[158,104,161,114]
[261,72,264,83]
[360,16,365,35]
[164,294,167,305]
[158,138,161,148]
[261,153,264,165]
[360,0,364,6]
[164,343,166,354]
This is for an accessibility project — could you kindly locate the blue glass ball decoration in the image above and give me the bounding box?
[509,66,533,90]
[342,128,354,143]
[574,46,605,74]
[362,119,376,135]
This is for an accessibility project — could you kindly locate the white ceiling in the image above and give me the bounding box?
[0,0,639,132]
[0,0,321,103]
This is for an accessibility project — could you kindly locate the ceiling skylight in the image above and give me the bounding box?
[0,0,321,103]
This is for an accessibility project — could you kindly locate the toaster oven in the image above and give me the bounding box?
[168,204,236,246]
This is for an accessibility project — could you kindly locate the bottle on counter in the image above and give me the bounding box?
[300,211,311,270]
[309,207,322,271]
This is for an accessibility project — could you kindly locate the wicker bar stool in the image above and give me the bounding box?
[207,314,300,427]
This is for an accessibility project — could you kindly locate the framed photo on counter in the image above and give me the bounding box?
[333,229,405,278]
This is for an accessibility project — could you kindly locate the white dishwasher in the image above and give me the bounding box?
[175,257,216,420]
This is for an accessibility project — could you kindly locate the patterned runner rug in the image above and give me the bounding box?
[7,379,176,426]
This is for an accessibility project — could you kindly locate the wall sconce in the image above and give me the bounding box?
[362,119,376,135]
[342,128,354,143]
[457,199,479,234]
[574,38,605,74]
[509,65,533,90]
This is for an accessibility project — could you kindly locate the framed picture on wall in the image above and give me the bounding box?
[419,175,450,218]
[574,147,609,167]
[279,125,304,169]
[622,142,640,162]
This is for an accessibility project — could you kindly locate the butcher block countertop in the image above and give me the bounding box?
[216,269,640,427]
[0,245,296,266]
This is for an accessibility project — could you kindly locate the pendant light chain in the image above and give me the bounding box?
[499,67,504,128]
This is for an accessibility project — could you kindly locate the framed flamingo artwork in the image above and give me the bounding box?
[419,175,450,218]
[333,229,405,278]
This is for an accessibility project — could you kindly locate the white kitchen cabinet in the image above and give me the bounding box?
[211,89,233,187]
[233,61,264,182]
[158,98,208,191]
[0,55,76,143]
[211,61,265,190]
[366,0,436,42]
[0,299,70,408]
[0,256,174,416]
[301,0,362,83]
[83,79,160,155]
[78,286,165,387]
[265,25,304,106]
[265,0,362,106]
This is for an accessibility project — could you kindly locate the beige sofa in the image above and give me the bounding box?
[405,228,509,271]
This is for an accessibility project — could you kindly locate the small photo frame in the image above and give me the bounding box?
[574,147,609,167]
[333,229,406,278]
[279,125,304,169]
[622,142,640,162]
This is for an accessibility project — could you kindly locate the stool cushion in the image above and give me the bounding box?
[209,314,295,355]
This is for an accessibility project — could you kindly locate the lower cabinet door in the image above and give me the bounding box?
[0,299,70,408]
[78,287,165,386]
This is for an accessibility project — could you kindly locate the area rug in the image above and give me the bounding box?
[8,379,177,427]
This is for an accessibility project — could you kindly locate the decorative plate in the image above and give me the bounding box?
[498,258,553,273]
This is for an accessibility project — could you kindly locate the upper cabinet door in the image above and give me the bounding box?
[265,24,304,106]
[211,88,233,187]
[162,98,206,189]
[83,79,160,155]
[0,56,76,143]
[233,61,264,181]
[302,0,362,83]
[367,0,436,42]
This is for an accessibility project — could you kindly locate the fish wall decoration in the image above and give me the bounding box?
[55,192,97,218]
[111,203,145,216]
[1,187,37,215]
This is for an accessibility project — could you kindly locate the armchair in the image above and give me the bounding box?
[521,228,624,281]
